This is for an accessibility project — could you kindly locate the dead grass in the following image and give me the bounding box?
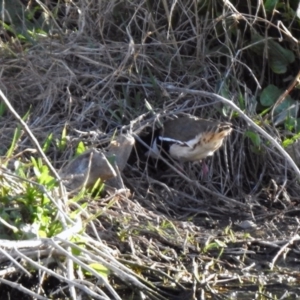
[0,0,300,299]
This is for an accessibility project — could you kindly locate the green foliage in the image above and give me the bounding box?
[0,155,68,240]
[56,125,68,152]
[283,117,300,132]
[0,0,53,46]
[42,133,53,153]
[245,130,262,151]
[204,239,227,252]
[76,141,86,156]
[5,109,30,159]
[260,84,298,130]
[260,85,281,107]
[6,125,22,158]
[0,101,7,116]
[31,157,56,188]
[84,263,110,279]
[282,131,300,148]
[1,0,300,296]
[89,179,104,197]
[238,93,246,111]
[264,0,279,12]
[250,33,295,74]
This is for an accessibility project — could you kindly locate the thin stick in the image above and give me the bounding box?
[270,233,300,270]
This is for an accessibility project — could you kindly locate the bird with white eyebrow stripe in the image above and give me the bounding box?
[145,115,232,173]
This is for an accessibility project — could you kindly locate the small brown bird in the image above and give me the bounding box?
[147,115,232,164]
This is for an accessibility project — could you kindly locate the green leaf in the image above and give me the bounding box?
[275,96,295,113]
[0,101,7,116]
[204,242,221,251]
[238,93,245,110]
[264,0,279,12]
[282,137,294,148]
[284,116,297,131]
[6,109,31,157]
[203,240,227,253]
[245,131,261,148]
[0,0,52,43]
[282,131,300,148]
[76,141,86,156]
[260,85,298,126]
[274,99,297,126]
[42,133,53,152]
[87,263,110,278]
[268,39,295,74]
[250,33,295,74]
[38,230,47,238]
[90,179,104,196]
[6,126,22,157]
[57,125,68,151]
[260,84,281,107]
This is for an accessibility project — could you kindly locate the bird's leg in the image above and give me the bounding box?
[201,160,209,177]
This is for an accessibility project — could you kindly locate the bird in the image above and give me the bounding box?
[146,115,232,164]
